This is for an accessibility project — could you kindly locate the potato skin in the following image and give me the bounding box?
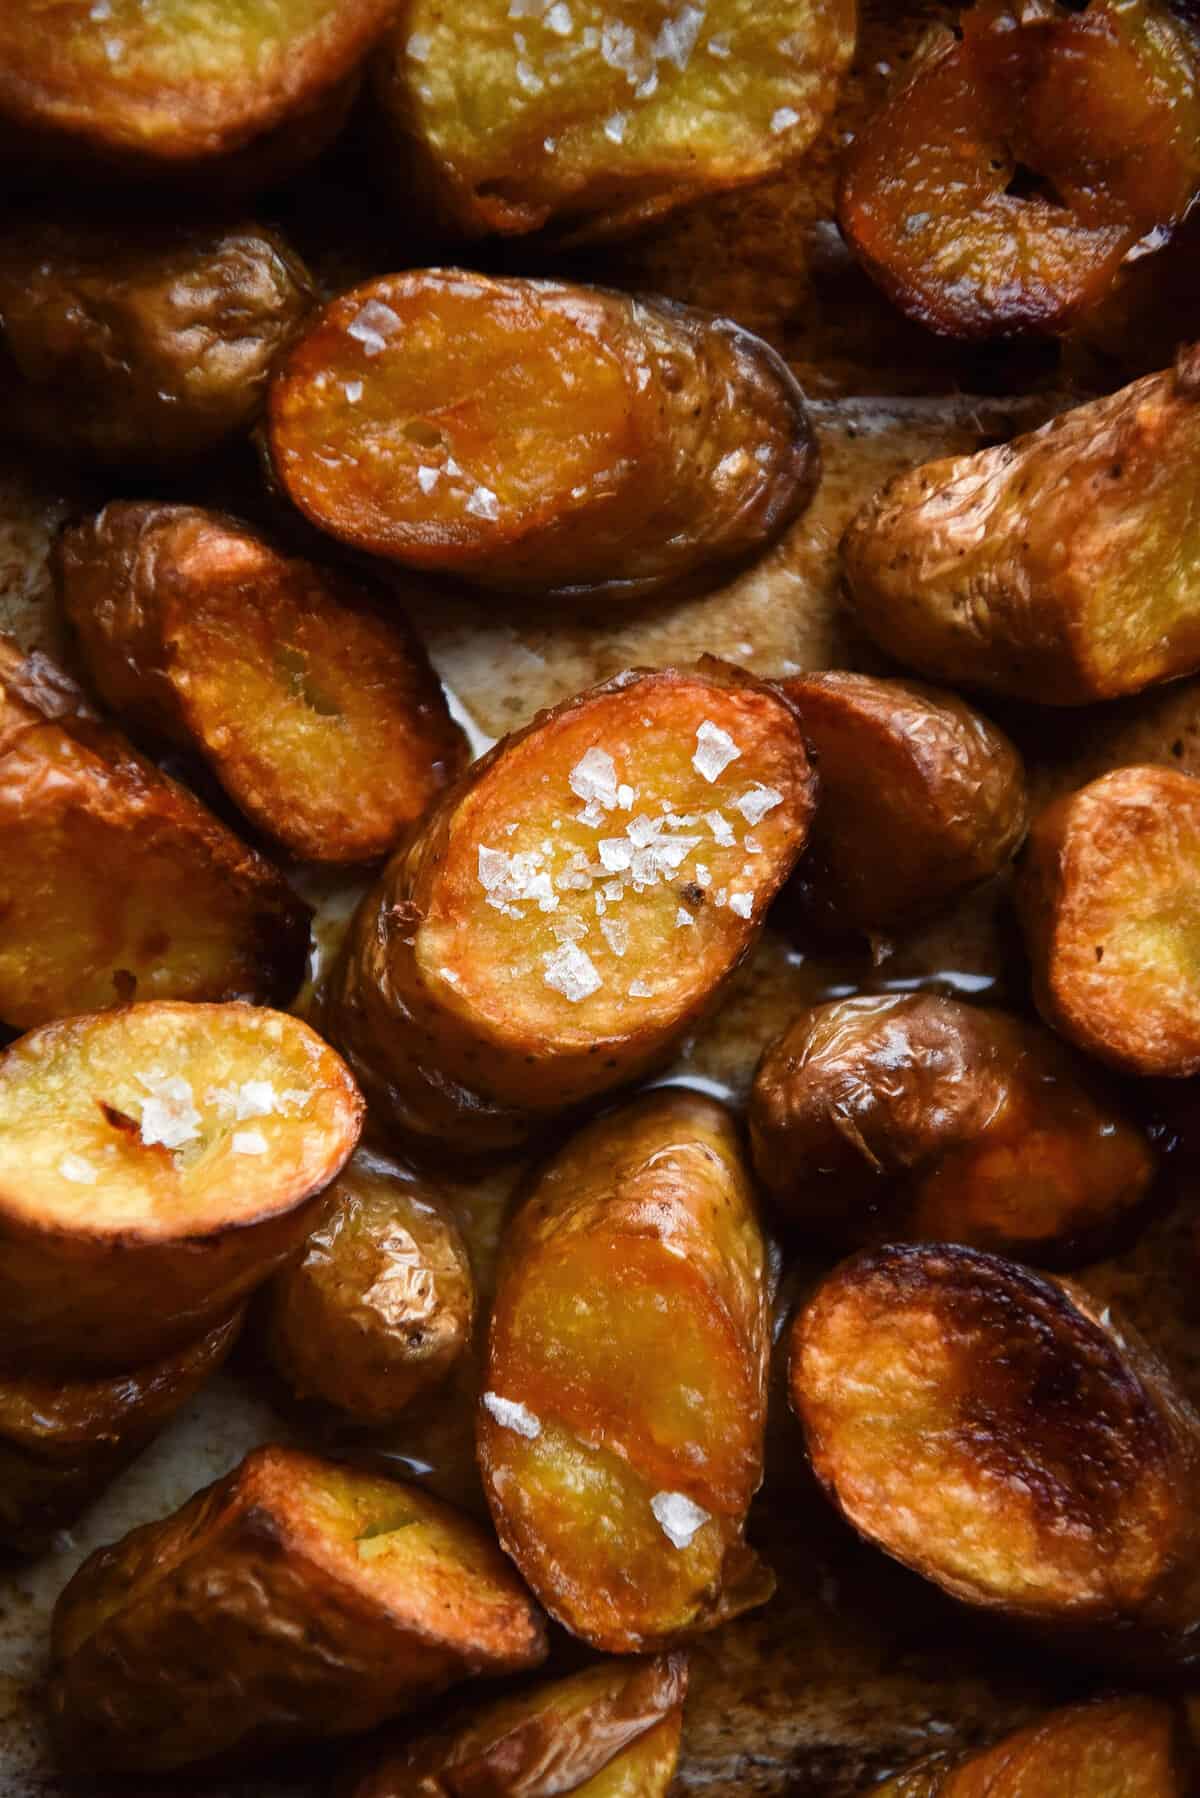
[841,349,1200,704]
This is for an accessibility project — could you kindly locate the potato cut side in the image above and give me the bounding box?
[269,272,817,601]
[937,1696,1191,1796]
[0,1002,362,1370]
[49,1444,547,1771]
[59,504,468,864]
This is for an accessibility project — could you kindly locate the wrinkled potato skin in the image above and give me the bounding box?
[0,219,314,467]
[749,995,1156,1266]
[842,350,1200,705]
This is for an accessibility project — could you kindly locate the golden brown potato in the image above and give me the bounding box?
[791,1243,1200,1667]
[0,1307,242,1556]
[841,348,1200,705]
[351,1653,686,1797]
[58,503,468,864]
[266,1151,474,1425]
[0,217,313,467]
[479,1090,773,1652]
[0,1001,362,1372]
[0,635,310,1030]
[778,672,1028,937]
[49,1444,547,1771]
[328,661,816,1156]
[1017,766,1200,1077]
[371,0,856,243]
[268,271,818,602]
[749,995,1156,1267]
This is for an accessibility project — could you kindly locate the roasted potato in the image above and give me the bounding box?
[791,1243,1200,1667]
[1017,766,1200,1077]
[328,661,816,1155]
[778,673,1028,938]
[0,218,313,468]
[0,1001,362,1371]
[841,348,1200,706]
[58,503,468,865]
[371,0,856,243]
[49,1444,547,1771]
[479,1090,773,1652]
[266,1151,474,1425]
[268,272,818,602]
[0,1307,242,1556]
[351,1653,686,1797]
[749,995,1156,1266]
[0,635,310,1029]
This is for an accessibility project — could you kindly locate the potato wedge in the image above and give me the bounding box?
[351,1653,686,1797]
[749,995,1156,1266]
[0,1001,363,1371]
[0,218,313,468]
[58,503,468,864]
[791,1243,1200,1665]
[49,1444,547,1771]
[268,272,817,602]
[0,635,310,1030]
[328,661,815,1155]
[778,673,1028,937]
[841,349,1200,705]
[0,1307,242,1556]
[479,1090,773,1652]
[1017,766,1200,1077]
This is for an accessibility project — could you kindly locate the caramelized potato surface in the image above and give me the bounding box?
[59,503,467,864]
[480,1090,773,1651]
[268,272,818,602]
[749,995,1156,1266]
[328,662,815,1155]
[49,1445,547,1771]
[842,350,1200,705]
[0,1002,362,1371]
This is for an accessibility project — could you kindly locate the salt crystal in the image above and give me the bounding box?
[599,838,634,873]
[545,1,572,32]
[713,887,728,908]
[693,721,741,782]
[516,58,545,93]
[771,106,801,133]
[616,783,636,810]
[601,18,641,79]
[743,834,763,855]
[599,917,629,957]
[705,810,735,847]
[675,908,695,928]
[551,915,588,944]
[543,943,602,1002]
[654,5,705,69]
[635,69,658,98]
[347,299,402,357]
[407,31,432,60]
[604,113,628,143]
[137,1073,201,1150]
[651,1490,710,1548]
[656,835,701,870]
[281,1089,312,1112]
[629,979,652,998]
[59,1154,96,1185]
[232,1129,268,1156]
[343,379,363,403]
[627,813,661,849]
[466,485,501,521]
[417,465,440,493]
[707,31,731,56]
[728,892,753,918]
[445,456,464,476]
[736,784,783,825]
[570,748,619,810]
[235,1081,276,1119]
[694,863,712,889]
[483,1392,541,1438]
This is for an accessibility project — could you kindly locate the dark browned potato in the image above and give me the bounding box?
[48,1444,547,1771]
[0,634,310,1030]
[479,1090,773,1652]
[1017,766,1200,1077]
[268,271,818,602]
[778,672,1028,937]
[0,1002,363,1371]
[58,503,468,864]
[328,661,816,1156]
[749,995,1156,1267]
[841,348,1200,705]
[266,1151,474,1425]
[791,1243,1200,1667]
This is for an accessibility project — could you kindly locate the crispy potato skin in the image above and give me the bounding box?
[266,1153,474,1424]
[327,662,815,1157]
[58,503,468,864]
[791,1243,1200,1666]
[480,1090,773,1652]
[49,1445,547,1771]
[841,350,1200,705]
[1017,765,1200,1076]
[749,995,1156,1266]
[778,673,1028,936]
[268,272,818,602]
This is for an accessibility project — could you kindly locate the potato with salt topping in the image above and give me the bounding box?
[328,661,816,1155]
[0,1002,362,1372]
[479,1089,773,1652]
[268,271,818,603]
[58,503,468,865]
[49,1444,547,1772]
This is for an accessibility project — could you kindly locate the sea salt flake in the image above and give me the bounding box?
[704,810,735,847]
[599,838,634,873]
[654,5,705,69]
[651,1490,710,1548]
[59,1154,96,1185]
[570,748,619,810]
[599,917,629,957]
[694,863,712,889]
[656,835,701,870]
[343,379,363,403]
[483,1392,541,1438]
[629,979,653,998]
[137,1073,201,1150]
[466,485,500,521]
[627,813,661,849]
[771,106,801,133]
[516,58,545,92]
[693,720,741,782]
[235,1081,276,1119]
[417,464,440,493]
[545,1,572,32]
[635,68,658,98]
[675,908,695,928]
[406,31,432,60]
[603,880,626,903]
[281,1088,312,1112]
[736,784,783,825]
[347,299,401,357]
[616,783,636,810]
[232,1129,269,1156]
[728,892,753,918]
[707,31,731,56]
[551,915,589,944]
[743,834,763,855]
[543,943,602,1002]
[714,887,728,908]
[604,112,628,143]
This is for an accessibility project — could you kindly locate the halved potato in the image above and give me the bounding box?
[268,272,818,602]
[58,503,468,864]
[49,1444,547,1771]
[328,661,816,1155]
[0,1002,363,1371]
